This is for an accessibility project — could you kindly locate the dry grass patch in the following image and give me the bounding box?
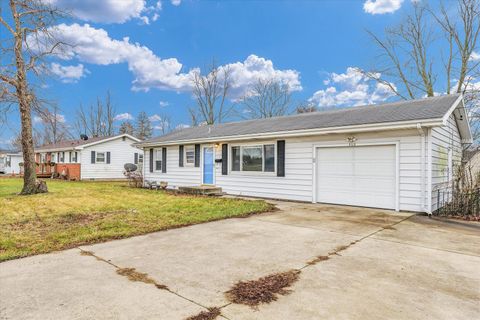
[116,267,169,290]
[306,255,329,266]
[225,270,300,308]
[185,307,221,320]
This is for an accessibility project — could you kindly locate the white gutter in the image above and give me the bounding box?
[138,118,445,147]
[416,123,430,215]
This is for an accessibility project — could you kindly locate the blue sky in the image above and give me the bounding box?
[0,0,460,147]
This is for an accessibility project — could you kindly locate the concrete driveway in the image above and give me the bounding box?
[1,201,479,320]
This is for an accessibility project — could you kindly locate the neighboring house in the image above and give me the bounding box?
[0,150,22,175]
[35,134,142,180]
[137,94,472,214]
[464,147,480,175]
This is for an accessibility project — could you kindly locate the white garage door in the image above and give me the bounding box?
[316,145,396,210]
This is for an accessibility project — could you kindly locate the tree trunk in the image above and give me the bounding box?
[10,0,47,194]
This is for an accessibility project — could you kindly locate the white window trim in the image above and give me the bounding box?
[154,149,163,172]
[184,145,195,166]
[230,142,276,176]
[96,152,106,163]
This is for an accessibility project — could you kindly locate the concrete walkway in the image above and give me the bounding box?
[1,201,479,319]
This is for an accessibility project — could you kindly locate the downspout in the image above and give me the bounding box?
[416,124,430,215]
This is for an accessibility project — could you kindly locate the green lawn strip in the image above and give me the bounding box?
[0,178,273,262]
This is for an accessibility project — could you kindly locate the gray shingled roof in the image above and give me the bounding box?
[35,136,112,151]
[141,94,461,145]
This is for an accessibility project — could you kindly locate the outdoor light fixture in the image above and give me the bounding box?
[347,136,357,147]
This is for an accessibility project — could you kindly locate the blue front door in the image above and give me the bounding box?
[203,147,214,184]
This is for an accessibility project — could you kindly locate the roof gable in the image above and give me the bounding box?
[35,134,140,152]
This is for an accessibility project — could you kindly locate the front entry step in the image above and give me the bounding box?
[178,185,223,196]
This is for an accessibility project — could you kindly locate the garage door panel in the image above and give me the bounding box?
[316,145,396,210]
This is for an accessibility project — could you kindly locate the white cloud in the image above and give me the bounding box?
[309,67,396,107]
[149,114,162,122]
[470,51,480,61]
[220,54,302,99]
[34,114,66,123]
[159,101,169,107]
[114,113,134,121]
[50,63,88,83]
[363,0,403,14]
[175,123,190,130]
[171,0,182,6]
[44,0,148,24]
[37,23,195,92]
[33,24,302,98]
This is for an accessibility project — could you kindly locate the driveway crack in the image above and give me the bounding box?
[77,248,224,319]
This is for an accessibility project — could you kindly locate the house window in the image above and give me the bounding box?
[96,152,105,163]
[155,149,162,171]
[138,154,143,163]
[185,146,195,165]
[58,152,64,163]
[51,153,56,162]
[72,152,78,163]
[231,144,275,173]
[40,153,46,163]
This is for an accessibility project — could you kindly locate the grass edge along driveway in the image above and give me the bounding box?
[0,178,273,262]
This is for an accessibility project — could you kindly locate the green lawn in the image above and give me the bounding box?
[0,178,273,262]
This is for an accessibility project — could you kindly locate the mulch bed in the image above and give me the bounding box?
[185,307,221,320]
[225,269,300,308]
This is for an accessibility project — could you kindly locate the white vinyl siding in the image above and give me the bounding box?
[144,145,202,186]
[430,114,462,211]
[142,116,465,213]
[143,129,425,211]
[215,130,424,211]
[80,136,140,180]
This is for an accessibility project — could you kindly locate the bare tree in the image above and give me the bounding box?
[153,114,171,135]
[134,112,153,140]
[190,59,233,125]
[118,121,134,135]
[75,92,116,137]
[34,103,72,145]
[240,79,291,119]
[364,0,480,143]
[0,0,65,194]
[296,101,318,114]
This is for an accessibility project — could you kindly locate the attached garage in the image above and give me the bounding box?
[315,144,397,210]
[138,94,473,214]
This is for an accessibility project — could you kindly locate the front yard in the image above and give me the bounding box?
[0,178,272,262]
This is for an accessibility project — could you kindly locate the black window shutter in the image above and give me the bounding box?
[149,148,153,172]
[222,144,228,175]
[162,147,167,173]
[194,144,200,167]
[277,140,285,177]
[179,145,184,167]
[91,151,95,164]
[134,153,138,164]
[106,152,111,164]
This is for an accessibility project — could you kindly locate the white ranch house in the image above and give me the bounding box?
[34,134,142,180]
[137,94,472,214]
